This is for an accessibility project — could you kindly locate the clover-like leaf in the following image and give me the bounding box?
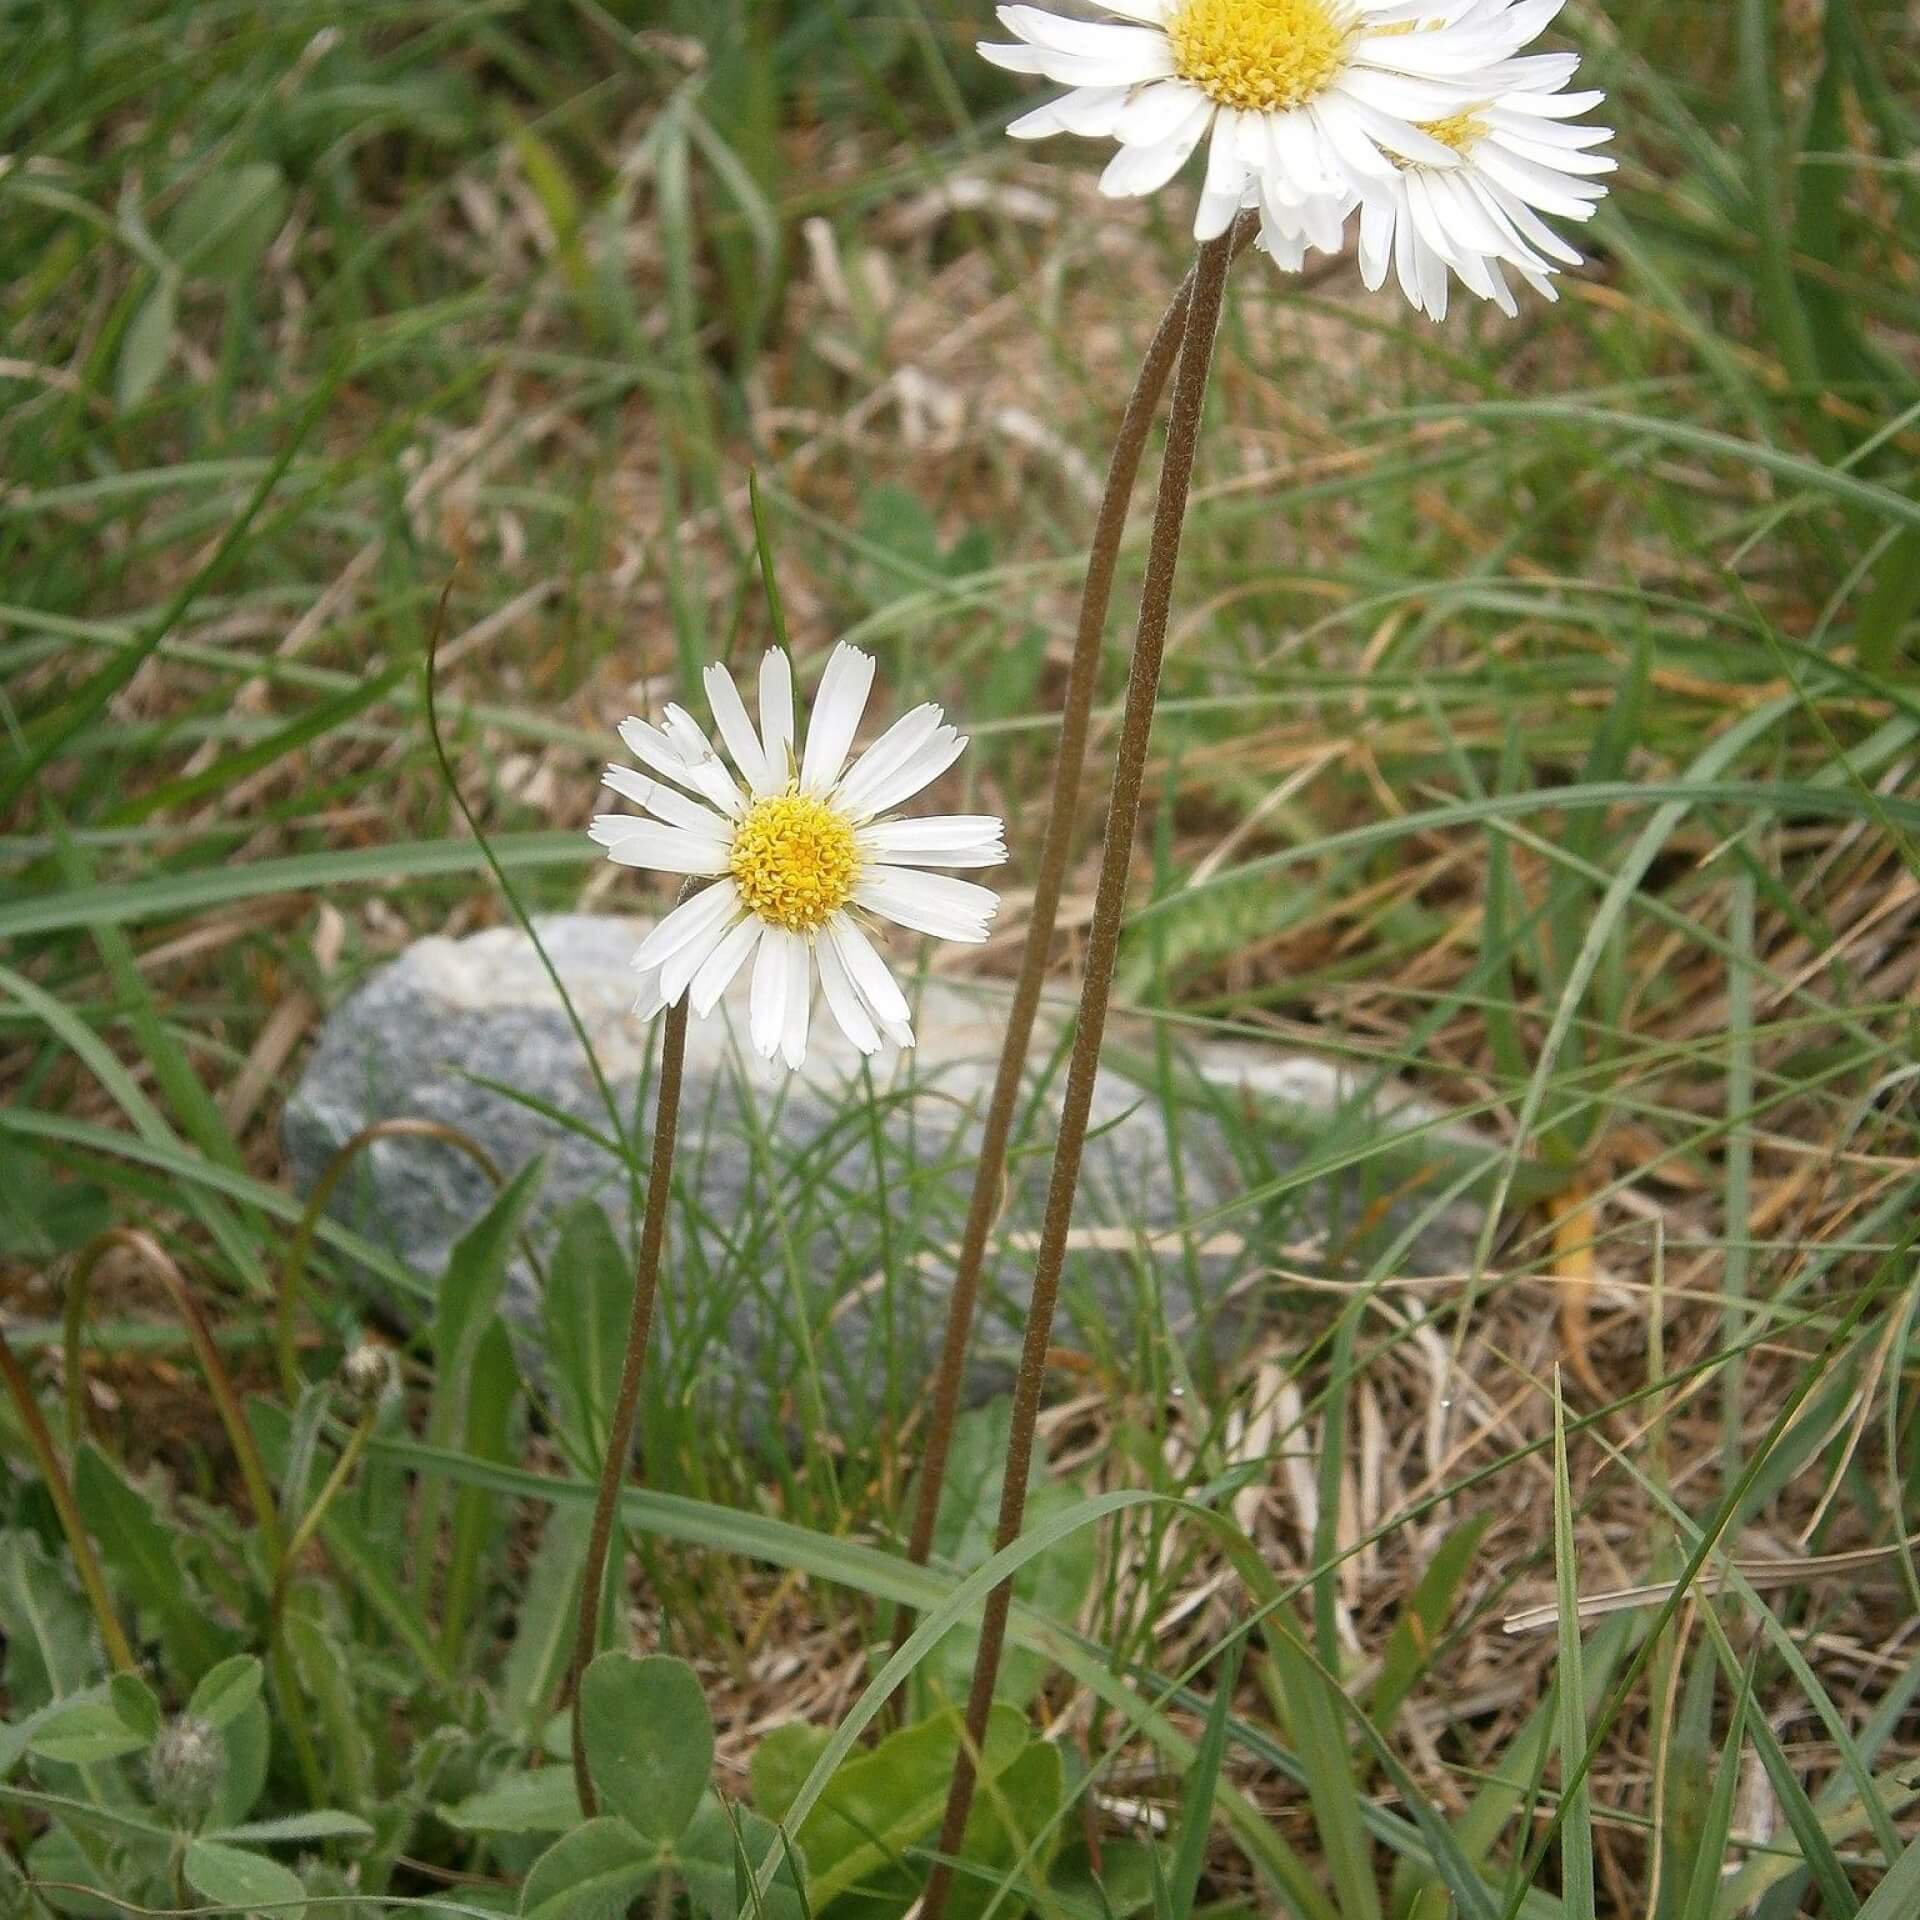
[519,1817,657,1920]
[580,1653,712,1847]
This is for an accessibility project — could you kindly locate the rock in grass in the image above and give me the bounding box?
[283,915,1484,1441]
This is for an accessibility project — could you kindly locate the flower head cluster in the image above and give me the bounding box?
[592,644,1004,1070]
[983,0,1614,319]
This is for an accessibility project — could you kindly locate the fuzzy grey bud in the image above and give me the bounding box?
[148,1716,224,1820]
[339,1341,399,1416]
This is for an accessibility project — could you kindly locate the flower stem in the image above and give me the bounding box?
[916,225,1239,1920]
[569,996,690,1816]
[896,211,1261,1614]
[268,1407,379,1634]
[276,1117,505,1401]
[0,1321,136,1674]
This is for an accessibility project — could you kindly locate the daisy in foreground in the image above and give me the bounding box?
[591,645,1005,1070]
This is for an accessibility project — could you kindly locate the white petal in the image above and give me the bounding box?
[1337,66,1472,123]
[1112,78,1209,148]
[1100,0,1169,18]
[631,965,668,1021]
[978,39,1049,74]
[799,643,876,795]
[632,879,744,974]
[589,818,732,874]
[1473,141,1604,220]
[1194,110,1251,239]
[1049,83,1138,135]
[602,765,732,836]
[1493,130,1617,177]
[618,716,705,790]
[749,928,791,1059]
[1310,95,1398,184]
[846,728,969,821]
[703,662,773,796]
[814,930,879,1054]
[1100,113,1211,199]
[779,934,812,1069]
[760,650,794,785]
[689,914,763,1016]
[659,705,749,817]
[858,815,1007,866]
[854,867,998,943]
[1010,88,1127,139]
[833,704,945,817]
[1357,189,1397,289]
[826,913,914,1048]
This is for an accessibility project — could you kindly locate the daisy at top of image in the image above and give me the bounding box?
[1348,39,1615,320]
[590,644,1005,1072]
[982,0,1572,243]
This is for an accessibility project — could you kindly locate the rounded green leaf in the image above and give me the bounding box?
[519,1817,656,1920]
[440,1768,583,1836]
[187,1656,264,1731]
[115,277,176,412]
[580,1653,712,1847]
[162,165,288,283]
[27,1697,148,1766]
[184,1839,305,1915]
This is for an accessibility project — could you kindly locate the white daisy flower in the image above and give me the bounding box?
[590,644,1005,1070]
[1351,38,1615,319]
[982,0,1569,243]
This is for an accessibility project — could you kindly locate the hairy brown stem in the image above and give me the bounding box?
[276,1117,506,1400]
[917,226,1239,1920]
[569,997,690,1816]
[896,211,1262,1613]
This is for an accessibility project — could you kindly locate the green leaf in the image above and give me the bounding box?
[440,1768,583,1836]
[501,1507,594,1744]
[543,1201,630,1463]
[1674,1658,1749,1920]
[748,1723,830,1826]
[206,1812,373,1847]
[948,1738,1065,1920]
[210,1694,271,1830]
[0,1533,94,1721]
[1371,1513,1491,1733]
[518,1817,656,1920]
[440,1318,520,1667]
[163,165,288,283]
[188,1656,264,1732]
[281,1600,370,1810]
[0,1150,109,1258]
[1168,1644,1238,1920]
[115,275,176,411]
[71,1445,234,1684]
[794,1705,1028,1909]
[580,1652,712,1848]
[1856,1823,1920,1920]
[27,1698,149,1765]
[676,1795,803,1920]
[26,1823,125,1919]
[1050,1842,1160,1920]
[415,1159,545,1592]
[108,1672,161,1742]
[926,1400,1098,1710]
[185,1839,306,1915]
[1551,1382,1595,1920]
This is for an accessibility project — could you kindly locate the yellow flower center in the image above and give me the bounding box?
[728,791,859,932]
[1165,0,1354,113]
[1394,108,1487,168]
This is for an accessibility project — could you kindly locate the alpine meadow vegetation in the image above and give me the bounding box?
[5,4,1920,1919]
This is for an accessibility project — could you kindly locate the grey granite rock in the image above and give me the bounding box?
[284,915,1482,1440]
